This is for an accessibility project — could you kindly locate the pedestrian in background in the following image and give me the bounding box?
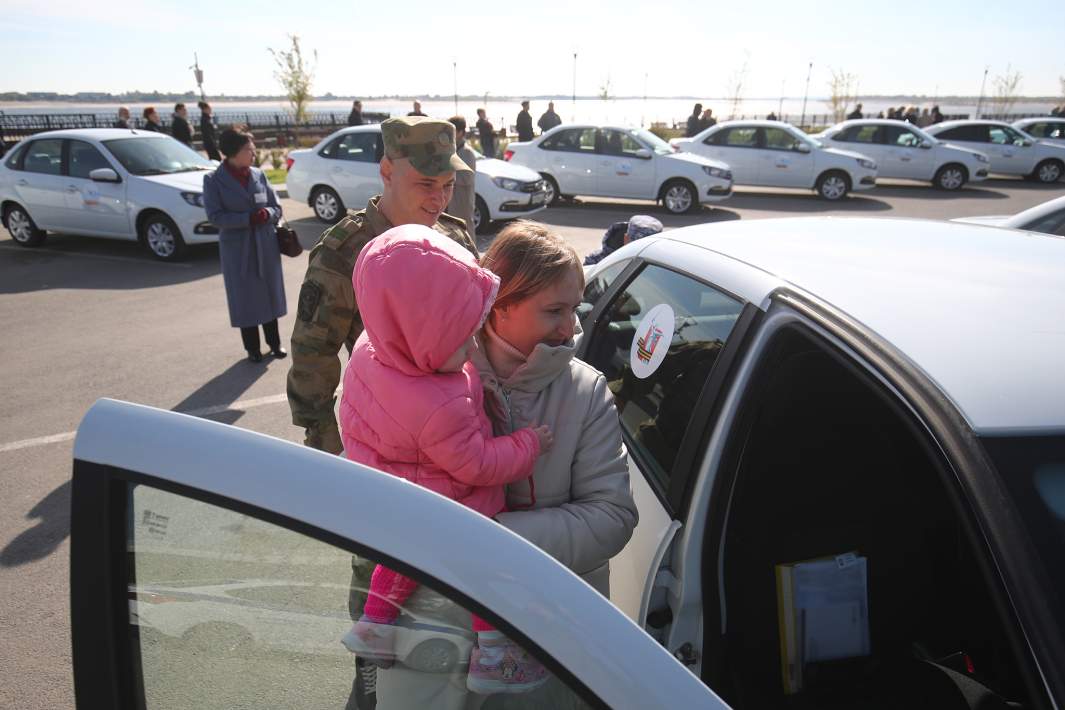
[202,129,287,363]
[348,100,363,126]
[408,100,426,117]
[847,103,863,120]
[931,105,944,124]
[767,111,778,121]
[447,115,478,237]
[537,101,561,134]
[113,106,131,129]
[917,107,933,128]
[583,215,663,265]
[198,101,221,161]
[476,108,495,158]
[686,103,704,137]
[700,108,716,130]
[171,103,193,146]
[516,100,534,142]
[142,106,164,132]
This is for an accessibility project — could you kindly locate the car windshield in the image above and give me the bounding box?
[981,434,1065,604]
[632,129,674,155]
[102,137,213,176]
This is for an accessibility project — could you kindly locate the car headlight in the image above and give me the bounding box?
[181,191,205,207]
[857,158,876,170]
[701,166,730,179]
[974,153,990,163]
[492,177,522,191]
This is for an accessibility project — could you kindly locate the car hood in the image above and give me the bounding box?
[476,157,540,181]
[137,169,214,191]
[820,146,871,162]
[661,150,729,171]
[951,215,1010,227]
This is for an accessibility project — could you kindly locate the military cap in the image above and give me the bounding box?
[381,116,472,176]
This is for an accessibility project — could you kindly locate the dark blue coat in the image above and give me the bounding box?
[202,165,287,328]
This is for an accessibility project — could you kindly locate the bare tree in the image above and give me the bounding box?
[725,52,751,120]
[992,65,1022,119]
[269,35,317,123]
[827,68,858,123]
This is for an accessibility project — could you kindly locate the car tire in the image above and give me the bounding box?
[312,186,345,223]
[406,638,460,674]
[661,179,698,214]
[4,203,46,247]
[815,170,851,200]
[1032,159,1063,184]
[473,196,489,233]
[933,163,968,191]
[140,212,187,261]
[540,174,561,205]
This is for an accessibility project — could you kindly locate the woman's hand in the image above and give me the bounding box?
[533,424,553,453]
[250,208,270,226]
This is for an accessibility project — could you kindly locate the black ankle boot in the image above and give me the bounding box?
[247,350,263,363]
[270,346,288,359]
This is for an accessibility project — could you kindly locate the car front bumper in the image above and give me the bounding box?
[853,172,877,191]
[487,188,550,220]
[699,180,733,203]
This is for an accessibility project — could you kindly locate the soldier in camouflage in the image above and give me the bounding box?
[287,116,477,454]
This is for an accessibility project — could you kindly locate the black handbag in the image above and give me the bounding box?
[276,221,303,258]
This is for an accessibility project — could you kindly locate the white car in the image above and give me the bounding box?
[952,193,1065,236]
[819,119,990,190]
[503,124,733,214]
[285,125,547,231]
[925,120,1065,183]
[70,216,1065,708]
[671,120,878,200]
[0,128,218,260]
[1012,117,1065,144]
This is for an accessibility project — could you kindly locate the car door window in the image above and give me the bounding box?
[884,125,922,147]
[719,127,759,148]
[68,140,113,179]
[22,139,63,175]
[583,264,744,495]
[1024,123,1047,138]
[541,128,596,153]
[936,125,986,142]
[763,127,804,151]
[4,141,28,169]
[1024,208,1065,236]
[579,260,630,324]
[332,132,382,163]
[989,126,1013,145]
[838,125,881,144]
[600,129,644,157]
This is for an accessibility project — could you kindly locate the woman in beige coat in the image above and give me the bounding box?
[371,221,638,708]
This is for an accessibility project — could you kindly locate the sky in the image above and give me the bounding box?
[5,0,1064,100]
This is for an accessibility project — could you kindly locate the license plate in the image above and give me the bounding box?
[531,192,546,205]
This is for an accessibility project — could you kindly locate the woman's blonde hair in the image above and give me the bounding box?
[480,221,584,311]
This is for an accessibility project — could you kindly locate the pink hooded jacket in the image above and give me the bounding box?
[339,225,540,520]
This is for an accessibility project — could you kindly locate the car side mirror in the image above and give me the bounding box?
[1019,139,1032,147]
[795,142,812,154]
[920,140,933,149]
[89,168,120,183]
[634,148,653,159]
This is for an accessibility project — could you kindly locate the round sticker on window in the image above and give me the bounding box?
[629,303,675,379]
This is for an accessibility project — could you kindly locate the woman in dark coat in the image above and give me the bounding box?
[202,129,288,362]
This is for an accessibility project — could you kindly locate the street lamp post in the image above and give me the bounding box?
[190,53,205,102]
[799,61,813,129]
[975,66,989,118]
[572,52,577,123]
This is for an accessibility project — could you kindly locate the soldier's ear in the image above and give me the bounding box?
[380,157,393,186]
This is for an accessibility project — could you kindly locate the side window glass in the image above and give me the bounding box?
[126,482,595,708]
[579,260,629,326]
[989,127,1011,145]
[68,140,113,179]
[4,142,27,169]
[723,128,759,148]
[584,265,744,493]
[22,139,63,175]
[884,125,920,147]
[600,130,643,157]
[764,127,803,151]
[1025,209,1065,237]
[1025,123,1046,138]
[335,133,381,163]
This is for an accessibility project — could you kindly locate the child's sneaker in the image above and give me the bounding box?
[466,630,549,695]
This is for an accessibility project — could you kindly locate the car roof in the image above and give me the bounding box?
[1014,117,1065,125]
[15,128,168,142]
[926,119,1013,131]
[639,217,1065,434]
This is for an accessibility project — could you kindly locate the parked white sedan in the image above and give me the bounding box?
[953,193,1065,236]
[503,124,732,214]
[671,120,877,199]
[0,128,218,260]
[1012,117,1065,144]
[924,120,1065,183]
[286,125,547,230]
[819,119,990,189]
[70,217,1065,709]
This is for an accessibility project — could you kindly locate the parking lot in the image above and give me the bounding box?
[1,177,1062,708]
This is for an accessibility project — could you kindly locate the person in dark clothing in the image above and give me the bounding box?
[686,103,704,137]
[538,101,562,134]
[700,108,716,130]
[847,103,863,120]
[142,106,164,133]
[931,105,945,124]
[347,100,363,126]
[583,215,663,265]
[407,100,426,117]
[767,111,778,121]
[476,108,495,158]
[516,100,534,142]
[198,101,221,161]
[171,103,193,146]
[113,106,131,129]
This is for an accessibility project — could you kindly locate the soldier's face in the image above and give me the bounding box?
[381,158,456,227]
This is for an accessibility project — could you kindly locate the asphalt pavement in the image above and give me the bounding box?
[1,177,1062,708]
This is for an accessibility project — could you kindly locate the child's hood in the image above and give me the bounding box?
[354,225,498,376]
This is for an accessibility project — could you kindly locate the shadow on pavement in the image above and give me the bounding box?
[982,177,1065,191]
[869,182,1011,200]
[171,359,276,425]
[0,479,71,568]
[723,191,892,213]
[288,215,329,250]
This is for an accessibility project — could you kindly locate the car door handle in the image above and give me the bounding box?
[16,179,28,186]
[66,185,80,193]
[900,156,911,162]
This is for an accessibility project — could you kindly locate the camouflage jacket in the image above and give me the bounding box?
[287,196,476,453]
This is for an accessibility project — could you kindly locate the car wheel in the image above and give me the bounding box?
[406,638,460,674]
[1033,159,1063,184]
[661,179,697,214]
[933,164,967,191]
[4,204,46,247]
[540,174,561,205]
[816,171,851,200]
[141,213,187,261]
[312,186,345,223]
[473,196,489,232]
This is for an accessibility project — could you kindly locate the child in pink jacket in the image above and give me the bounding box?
[338,224,552,695]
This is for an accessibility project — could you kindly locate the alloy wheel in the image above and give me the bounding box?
[664,184,693,213]
[315,191,339,221]
[146,221,176,258]
[7,209,33,243]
